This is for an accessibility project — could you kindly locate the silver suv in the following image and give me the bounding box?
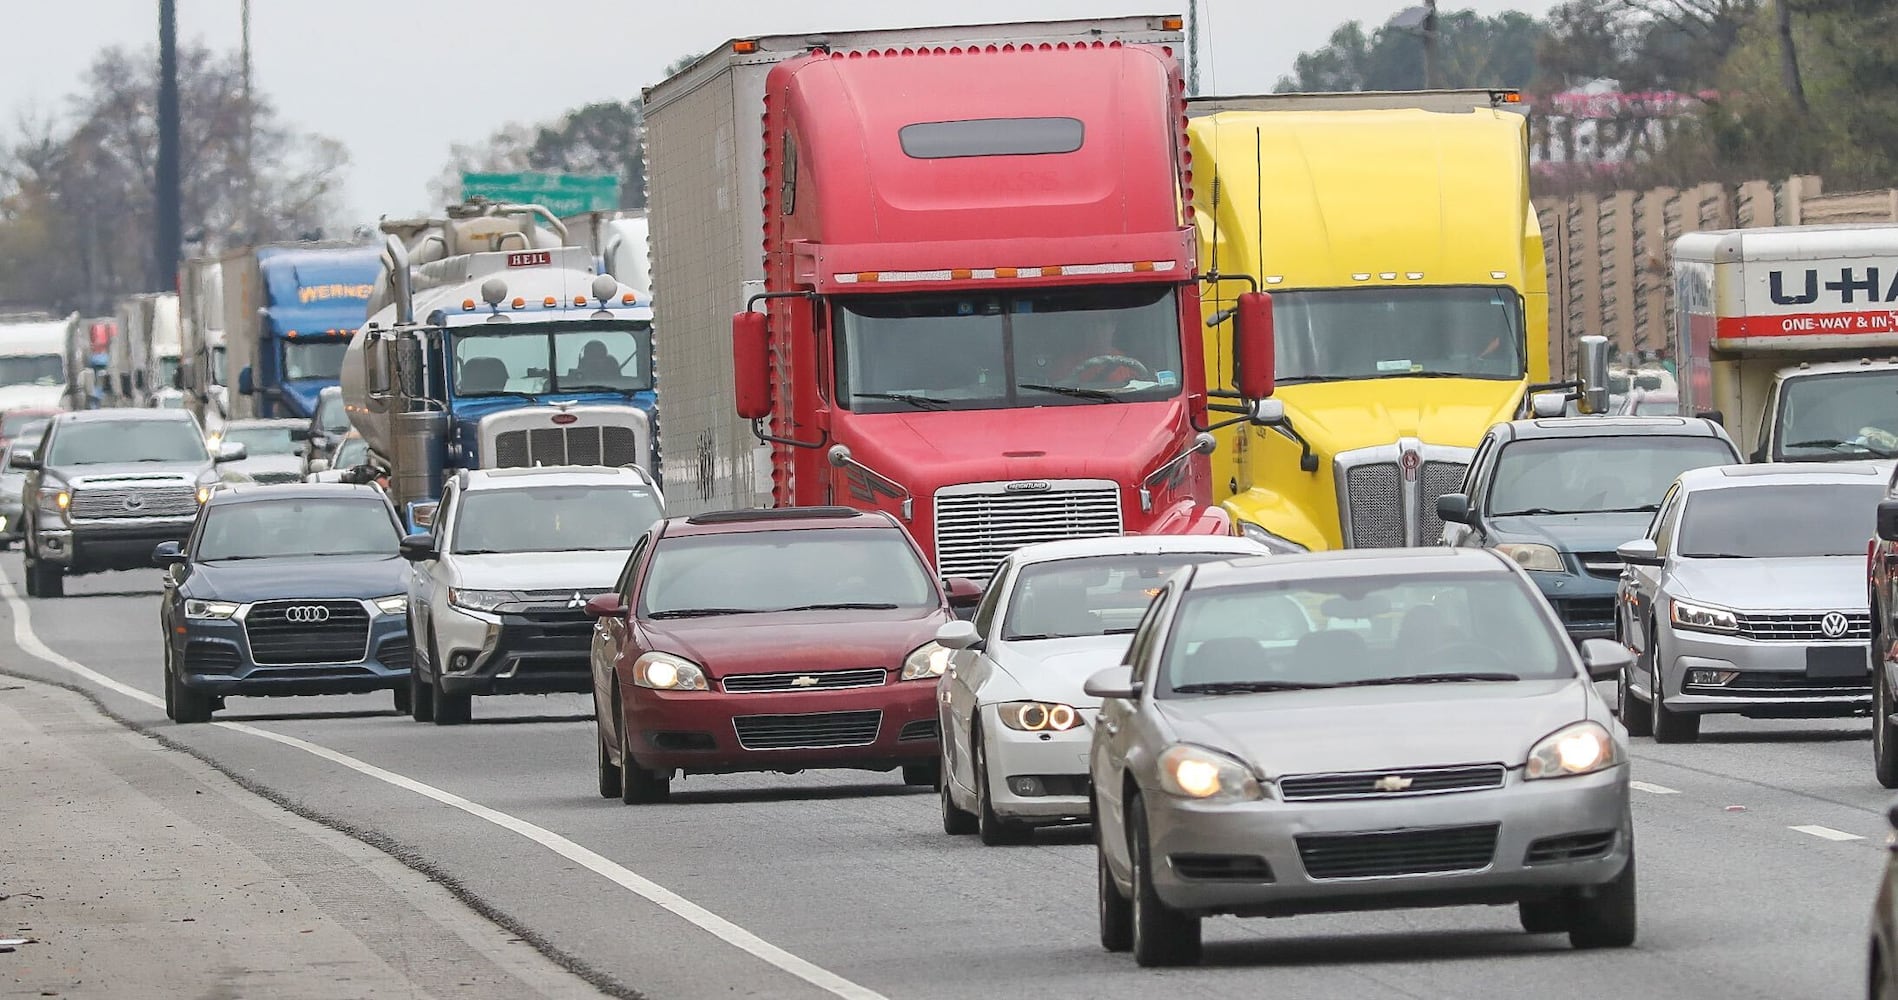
[400,465,665,725]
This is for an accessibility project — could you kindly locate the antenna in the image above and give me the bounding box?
[1186,0,1200,96]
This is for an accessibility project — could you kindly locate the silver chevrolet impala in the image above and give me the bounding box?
[1086,547,1636,966]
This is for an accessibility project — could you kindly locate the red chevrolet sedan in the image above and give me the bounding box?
[587,506,981,804]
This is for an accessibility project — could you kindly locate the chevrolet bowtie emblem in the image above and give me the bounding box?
[790,675,820,687]
[1373,775,1413,793]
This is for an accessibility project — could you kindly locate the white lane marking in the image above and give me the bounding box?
[1630,781,1679,795]
[0,575,887,1000]
[1790,824,1865,842]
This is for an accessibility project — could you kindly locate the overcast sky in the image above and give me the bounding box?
[7,1,1543,227]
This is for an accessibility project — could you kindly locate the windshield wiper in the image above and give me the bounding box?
[1494,507,1570,516]
[1175,680,1335,694]
[451,549,506,555]
[1366,370,1478,380]
[199,554,277,562]
[554,383,636,394]
[1592,504,1661,514]
[1019,383,1117,403]
[1330,672,1521,688]
[459,389,543,404]
[647,607,767,619]
[1681,552,1749,559]
[853,392,948,411]
[773,602,900,612]
[1785,437,1897,457]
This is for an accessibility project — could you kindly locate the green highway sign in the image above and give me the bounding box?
[459,172,621,215]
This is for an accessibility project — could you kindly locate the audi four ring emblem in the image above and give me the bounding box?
[1821,612,1849,639]
[283,605,331,623]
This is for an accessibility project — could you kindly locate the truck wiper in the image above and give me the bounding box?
[1174,680,1335,693]
[1365,370,1475,379]
[554,383,633,394]
[773,602,900,612]
[647,607,767,619]
[1785,438,1896,457]
[1019,383,1117,403]
[459,389,543,404]
[1330,672,1520,687]
[853,392,949,411]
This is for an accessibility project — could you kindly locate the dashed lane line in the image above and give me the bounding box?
[1790,825,1866,842]
[0,573,889,1000]
[1630,781,1679,795]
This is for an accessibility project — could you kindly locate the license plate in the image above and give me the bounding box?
[1806,646,1868,679]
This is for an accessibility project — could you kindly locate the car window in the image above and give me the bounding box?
[638,527,938,616]
[1677,482,1883,558]
[617,534,651,601]
[450,484,663,555]
[1002,552,1240,641]
[1124,586,1174,683]
[1487,435,1737,515]
[1649,484,1682,556]
[48,419,207,465]
[971,558,1010,636]
[1156,571,1567,692]
[194,498,400,561]
[1463,434,1496,500]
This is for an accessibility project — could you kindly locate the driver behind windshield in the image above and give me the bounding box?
[1029,313,1165,390]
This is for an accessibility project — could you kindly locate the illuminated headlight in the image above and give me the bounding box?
[900,640,951,681]
[1496,542,1564,572]
[37,486,68,511]
[1525,720,1621,779]
[1237,520,1307,554]
[633,651,708,691]
[1670,598,1737,634]
[1157,744,1265,801]
[196,485,213,504]
[373,594,407,616]
[184,599,240,620]
[998,701,1083,732]
[448,588,511,613]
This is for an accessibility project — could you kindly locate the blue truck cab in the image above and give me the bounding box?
[230,244,383,420]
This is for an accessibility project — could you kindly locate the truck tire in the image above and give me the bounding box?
[26,556,63,598]
[1876,614,1898,789]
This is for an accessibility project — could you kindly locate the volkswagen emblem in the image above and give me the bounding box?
[790,675,821,687]
[566,591,586,610]
[1004,481,1051,493]
[1372,775,1413,793]
[122,494,146,511]
[283,605,330,624]
[1821,611,1850,639]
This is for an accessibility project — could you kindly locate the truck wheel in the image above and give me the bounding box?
[21,553,38,597]
[26,557,63,599]
[1875,617,1898,789]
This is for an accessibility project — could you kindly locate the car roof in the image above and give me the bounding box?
[662,505,898,537]
[207,483,390,505]
[52,408,196,425]
[1676,461,1892,491]
[1006,535,1265,566]
[458,465,657,490]
[1187,546,1512,590]
[1500,415,1724,440]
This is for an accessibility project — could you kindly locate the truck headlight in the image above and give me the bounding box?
[197,485,213,504]
[1525,721,1621,779]
[448,588,511,613]
[184,599,240,620]
[998,701,1084,732]
[900,641,950,681]
[37,486,68,511]
[1670,598,1737,634]
[1157,744,1265,801]
[373,595,407,616]
[1237,521,1307,554]
[633,651,708,691]
[1496,543,1564,572]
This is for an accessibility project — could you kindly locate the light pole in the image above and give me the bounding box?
[157,0,181,288]
[1387,0,1439,90]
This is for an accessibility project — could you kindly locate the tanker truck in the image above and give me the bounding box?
[341,200,657,529]
[563,210,651,293]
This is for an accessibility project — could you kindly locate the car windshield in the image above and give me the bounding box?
[835,285,1183,413]
[222,425,300,456]
[639,527,937,616]
[1159,572,1567,693]
[1489,435,1737,515]
[0,354,63,387]
[451,484,664,555]
[2,412,50,436]
[1003,552,1244,641]
[334,438,368,467]
[1269,287,1525,383]
[451,322,653,397]
[196,498,399,561]
[48,419,207,465]
[1776,371,1898,459]
[1677,482,1883,558]
[282,340,349,381]
[316,394,348,435]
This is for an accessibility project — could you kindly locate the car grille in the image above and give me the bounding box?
[1524,830,1617,864]
[1277,764,1506,801]
[1734,611,1871,641]
[376,637,413,672]
[493,425,640,468]
[69,482,198,518]
[720,668,887,694]
[502,607,595,653]
[1556,597,1617,628]
[1684,670,1870,696]
[898,718,940,742]
[1169,854,1276,882]
[1296,823,1500,879]
[732,710,882,751]
[1578,552,1623,579]
[184,641,243,674]
[242,600,370,665]
[934,482,1122,581]
[1337,455,1467,548]
[247,470,302,485]
[1418,460,1467,545]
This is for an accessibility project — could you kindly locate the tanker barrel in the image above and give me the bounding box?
[392,410,449,515]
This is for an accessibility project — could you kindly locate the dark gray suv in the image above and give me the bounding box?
[16,410,244,597]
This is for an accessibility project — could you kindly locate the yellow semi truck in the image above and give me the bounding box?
[1189,89,1551,552]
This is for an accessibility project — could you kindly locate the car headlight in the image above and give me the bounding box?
[633,651,708,691]
[1237,520,1308,553]
[1670,597,1737,634]
[1156,744,1265,801]
[1496,542,1564,572]
[184,599,239,620]
[998,701,1084,732]
[1525,720,1621,779]
[373,594,406,616]
[900,640,950,681]
[448,588,511,613]
[37,486,68,511]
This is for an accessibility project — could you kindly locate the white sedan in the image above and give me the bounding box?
[934,535,1267,845]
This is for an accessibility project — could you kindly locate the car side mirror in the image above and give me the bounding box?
[935,619,983,651]
[1578,637,1633,682]
[214,441,247,463]
[584,593,627,618]
[1878,500,1898,543]
[1696,409,1724,427]
[942,576,983,609]
[1083,665,1142,700]
[9,451,38,471]
[237,366,254,396]
[1615,538,1662,566]
[398,532,437,562]
[1436,492,1471,526]
[290,426,311,442]
[151,540,186,567]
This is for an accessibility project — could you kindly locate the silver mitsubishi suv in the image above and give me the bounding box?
[17,410,244,597]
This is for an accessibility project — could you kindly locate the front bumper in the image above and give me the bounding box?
[173,611,410,698]
[36,515,198,573]
[431,601,596,697]
[624,679,939,776]
[1658,624,1870,717]
[1529,569,1620,642]
[1145,765,1631,917]
[982,708,1094,823]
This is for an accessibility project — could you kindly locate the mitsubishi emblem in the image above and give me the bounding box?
[1373,775,1413,793]
[566,592,586,610]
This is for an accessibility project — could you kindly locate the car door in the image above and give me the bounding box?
[942,558,1011,794]
[411,483,455,652]
[1623,483,1681,663]
[594,532,651,746]
[1093,583,1174,870]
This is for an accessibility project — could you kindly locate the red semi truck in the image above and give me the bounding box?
[643,15,1272,582]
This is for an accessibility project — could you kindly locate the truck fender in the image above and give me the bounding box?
[1222,489,1330,553]
[1141,498,1231,536]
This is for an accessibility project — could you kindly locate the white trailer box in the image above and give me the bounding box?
[0,313,74,413]
[180,256,228,432]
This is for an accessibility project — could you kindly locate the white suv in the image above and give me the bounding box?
[399,465,665,725]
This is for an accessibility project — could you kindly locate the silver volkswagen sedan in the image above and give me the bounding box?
[1086,547,1635,966]
[1615,462,1887,743]
[934,535,1267,845]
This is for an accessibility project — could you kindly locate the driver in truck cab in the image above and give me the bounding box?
[1036,315,1150,387]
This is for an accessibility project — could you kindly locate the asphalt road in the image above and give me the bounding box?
[2,560,1890,1000]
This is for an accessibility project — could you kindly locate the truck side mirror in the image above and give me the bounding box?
[367,335,392,398]
[732,311,771,421]
[1575,335,1610,414]
[1696,409,1725,427]
[1436,493,1471,525]
[1878,500,1898,543]
[1234,291,1275,401]
[237,366,254,396]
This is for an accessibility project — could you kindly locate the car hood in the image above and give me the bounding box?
[990,635,1137,707]
[642,610,948,676]
[1153,678,1588,777]
[56,461,209,484]
[227,454,305,478]
[1668,555,1864,612]
[188,554,410,602]
[1487,511,1656,555]
[449,550,630,593]
[0,385,65,411]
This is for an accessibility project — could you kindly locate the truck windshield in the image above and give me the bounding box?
[155,356,181,390]
[0,354,63,386]
[1776,371,1898,459]
[451,484,664,555]
[316,394,348,435]
[211,346,228,385]
[48,420,207,465]
[1271,286,1525,382]
[1678,483,1883,558]
[1489,436,1737,516]
[451,321,653,397]
[836,285,1183,413]
[283,340,349,381]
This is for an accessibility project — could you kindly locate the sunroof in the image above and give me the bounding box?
[898,117,1085,159]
